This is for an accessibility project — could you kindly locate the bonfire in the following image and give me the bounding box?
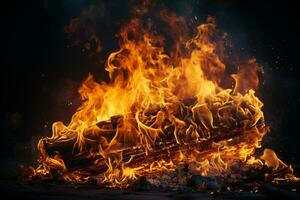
[25,3,298,191]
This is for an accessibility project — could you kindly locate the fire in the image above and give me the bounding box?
[26,6,297,188]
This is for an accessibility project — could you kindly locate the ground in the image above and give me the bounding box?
[0,180,299,200]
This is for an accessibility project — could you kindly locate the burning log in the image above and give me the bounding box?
[34,101,266,181]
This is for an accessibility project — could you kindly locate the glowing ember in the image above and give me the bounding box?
[25,5,297,188]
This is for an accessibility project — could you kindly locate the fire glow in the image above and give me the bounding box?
[26,5,297,189]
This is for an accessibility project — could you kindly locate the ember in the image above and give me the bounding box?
[25,2,298,191]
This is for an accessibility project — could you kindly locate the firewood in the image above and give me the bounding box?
[37,116,265,177]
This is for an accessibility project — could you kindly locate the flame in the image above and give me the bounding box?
[260,148,287,170]
[27,7,296,188]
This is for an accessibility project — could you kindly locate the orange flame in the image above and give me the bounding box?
[27,7,296,188]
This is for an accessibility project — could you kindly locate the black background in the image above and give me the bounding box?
[1,0,299,178]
